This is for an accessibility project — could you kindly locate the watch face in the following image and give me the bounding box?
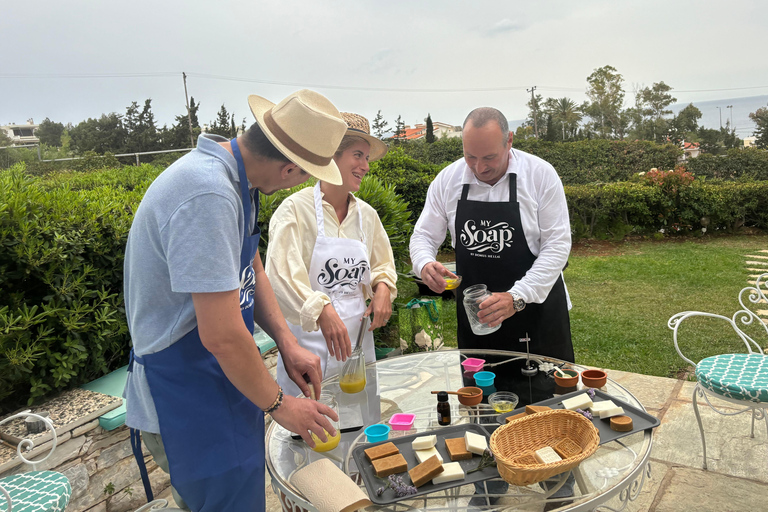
[514,298,525,311]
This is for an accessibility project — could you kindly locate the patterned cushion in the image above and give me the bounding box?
[0,471,70,512]
[696,353,768,403]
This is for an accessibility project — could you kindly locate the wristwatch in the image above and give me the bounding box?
[509,292,526,312]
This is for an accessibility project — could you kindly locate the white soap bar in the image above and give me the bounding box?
[534,446,563,464]
[598,406,625,419]
[589,400,616,412]
[561,393,594,411]
[432,462,465,484]
[464,431,487,455]
[414,447,443,464]
[412,435,437,451]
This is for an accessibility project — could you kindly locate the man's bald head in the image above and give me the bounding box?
[463,107,509,145]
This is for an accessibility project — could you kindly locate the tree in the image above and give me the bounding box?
[208,104,235,138]
[124,99,160,153]
[669,104,702,145]
[0,128,12,147]
[632,81,677,142]
[36,118,65,147]
[525,94,544,138]
[425,114,435,143]
[372,110,389,138]
[392,115,405,144]
[584,65,626,139]
[167,97,201,149]
[749,104,768,148]
[69,113,127,154]
[543,97,582,140]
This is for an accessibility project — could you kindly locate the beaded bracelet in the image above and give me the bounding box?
[265,385,284,415]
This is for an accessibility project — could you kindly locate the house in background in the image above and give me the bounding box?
[743,136,757,148]
[1,119,39,145]
[392,121,462,141]
[681,141,700,160]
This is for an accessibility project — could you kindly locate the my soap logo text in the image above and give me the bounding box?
[318,257,369,289]
[459,219,514,253]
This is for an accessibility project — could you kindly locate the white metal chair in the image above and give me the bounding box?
[668,272,768,470]
[0,412,71,512]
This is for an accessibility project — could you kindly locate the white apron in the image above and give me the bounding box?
[276,183,375,398]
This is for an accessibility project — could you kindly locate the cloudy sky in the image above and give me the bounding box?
[2,0,766,134]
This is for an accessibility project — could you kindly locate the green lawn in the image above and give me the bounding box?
[394,233,768,378]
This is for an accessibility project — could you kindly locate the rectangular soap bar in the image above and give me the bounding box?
[414,447,443,464]
[432,462,465,485]
[589,400,616,412]
[372,453,408,478]
[598,406,625,419]
[409,455,444,488]
[464,431,488,455]
[525,405,551,415]
[364,442,399,462]
[411,435,437,451]
[444,437,473,461]
[561,393,594,411]
[534,446,563,464]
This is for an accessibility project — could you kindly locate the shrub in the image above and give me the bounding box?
[685,148,768,181]
[368,147,443,215]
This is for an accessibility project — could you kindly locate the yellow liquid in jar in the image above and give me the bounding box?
[310,429,341,452]
[339,374,366,393]
[492,401,517,413]
[443,276,461,290]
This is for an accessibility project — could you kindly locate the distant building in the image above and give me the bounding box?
[392,121,462,141]
[681,141,700,160]
[1,119,39,145]
[743,136,757,148]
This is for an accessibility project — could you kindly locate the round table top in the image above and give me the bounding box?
[265,349,654,511]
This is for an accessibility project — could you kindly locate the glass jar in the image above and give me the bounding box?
[339,352,366,394]
[310,392,341,452]
[462,284,502,335]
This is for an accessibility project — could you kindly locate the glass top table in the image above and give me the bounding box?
[266,349,653,511]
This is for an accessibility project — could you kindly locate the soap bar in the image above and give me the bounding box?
[464,431,488,455]
[409,455,444,488]
[534,446,563,464]
[414,447,443,464]
[364,442,400,462]
[525,405,551,415]
[598,406,625,419]
[589,400,616,412]
[411,435,437,451]
[432,462,465,484]
[553,438,582,459]
[561,393,594,411]
[372,453,408,477]
[513,452,539,465]
[444,437,473,461]
[610,415,634,432]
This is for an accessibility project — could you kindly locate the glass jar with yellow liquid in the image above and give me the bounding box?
[310,392,341,452]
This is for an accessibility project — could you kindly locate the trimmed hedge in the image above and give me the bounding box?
[685,148,768,181]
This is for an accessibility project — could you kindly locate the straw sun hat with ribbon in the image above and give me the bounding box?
[248,89,346,185]
[339,112,388,162]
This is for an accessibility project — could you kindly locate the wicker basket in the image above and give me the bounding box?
[489,409,600,486]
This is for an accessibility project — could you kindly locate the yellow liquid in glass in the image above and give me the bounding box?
[492,401,517,413]
[443,276,461,290]
[311,429,341,452]
[339,375,366,394]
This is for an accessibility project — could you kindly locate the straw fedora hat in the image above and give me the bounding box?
[248,89,346,185]
[340,113,389,162]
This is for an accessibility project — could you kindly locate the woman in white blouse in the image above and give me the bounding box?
[265,113,397,397]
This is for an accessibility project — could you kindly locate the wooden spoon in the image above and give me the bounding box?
[431,390,476,397]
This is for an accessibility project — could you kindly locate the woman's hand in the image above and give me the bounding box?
[365,282,392,330]
[317,303,351,361]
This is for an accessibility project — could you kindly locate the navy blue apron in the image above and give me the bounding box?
[455,170,574,362]
[130,138,265,511]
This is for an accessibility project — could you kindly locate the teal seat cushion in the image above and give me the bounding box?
[696,353,768,403]
[0,471,70,512]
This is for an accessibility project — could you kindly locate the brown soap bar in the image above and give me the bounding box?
[525,405,551,415]
[372,453,408,477]
[505,412,527,423]
[610,415,634,432]
[408,454,444,488]
[444,437,473,461]
[364,442,400,462]
[512,452,539,466]
[553,438,582,459]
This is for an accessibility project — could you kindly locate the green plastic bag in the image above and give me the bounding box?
[399,298,444,353]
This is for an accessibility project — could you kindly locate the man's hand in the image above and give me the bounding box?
[365,282,392,330]
[420,261,456,294]
[270,395,338,448]
[317,303,352,362]
[280,341,323,398]
[477,292,517,327]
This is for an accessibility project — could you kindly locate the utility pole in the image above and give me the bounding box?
[726,105,733,129]
[183,72,195,147]
[562,121,566,141]
[527,86,538,138]
[716,106,722,130]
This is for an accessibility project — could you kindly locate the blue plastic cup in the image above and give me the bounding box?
[473,371,496,388]
[364,424,391,443]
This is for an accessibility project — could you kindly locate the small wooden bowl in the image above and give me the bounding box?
[554,369,579,388]
[458,386,483,406]
[581,369,607,388]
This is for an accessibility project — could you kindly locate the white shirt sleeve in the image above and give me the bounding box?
[409,170,451,278]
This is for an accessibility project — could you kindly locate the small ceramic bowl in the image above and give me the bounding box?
[554,369,579,388]
[443,275,463,290]
[581,369,607,388]
[461,357,486,373]
[457,386,483,406]
[388,413,416,431]
[473,371,496,387]
[364,424,391,443]
[488,391,519,413]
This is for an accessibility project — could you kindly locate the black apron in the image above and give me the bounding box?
[455,170,574,362]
